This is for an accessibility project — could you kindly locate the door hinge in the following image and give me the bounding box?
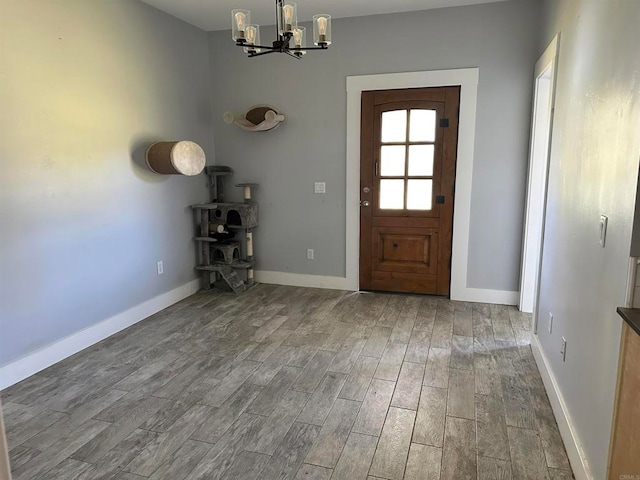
[440,118,449,128]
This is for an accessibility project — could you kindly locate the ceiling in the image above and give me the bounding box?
[140,0,509,32]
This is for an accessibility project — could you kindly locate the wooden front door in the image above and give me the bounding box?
[359,87,460,295]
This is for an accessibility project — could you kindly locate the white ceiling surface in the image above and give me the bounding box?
[141,0,509,32]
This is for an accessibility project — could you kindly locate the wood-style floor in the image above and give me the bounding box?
[2,284,574,480]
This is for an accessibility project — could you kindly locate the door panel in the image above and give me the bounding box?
[360,87,460,295]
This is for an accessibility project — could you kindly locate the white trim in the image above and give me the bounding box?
[455,287,519,305]
[520,34,560,314]
[255,270,352,290]
[346,68,496,302]
[0,279,201,390]
[531,334,593,480]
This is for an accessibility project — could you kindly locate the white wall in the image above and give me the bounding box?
[536,0,640,478]
[0,1,213,367]
[207,0,541,293]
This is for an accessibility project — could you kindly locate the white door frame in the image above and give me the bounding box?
[344,68,515,303]
[519,34,561,316]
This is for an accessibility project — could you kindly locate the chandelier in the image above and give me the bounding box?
[231,0,332,59]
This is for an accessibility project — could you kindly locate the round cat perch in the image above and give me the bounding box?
[223,104,286,132]
[146,141,206,175]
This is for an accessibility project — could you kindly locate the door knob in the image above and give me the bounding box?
[362,200,370,207]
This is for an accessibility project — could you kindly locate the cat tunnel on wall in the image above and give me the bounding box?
[146,141,206,175]
[223,104,286,132]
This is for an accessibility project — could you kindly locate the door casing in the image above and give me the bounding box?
[346,69,499,303]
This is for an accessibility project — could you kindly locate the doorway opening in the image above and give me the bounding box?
[519,35,560,317]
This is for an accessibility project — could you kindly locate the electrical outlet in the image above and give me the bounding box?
[307,249,314,260]
[314,182,326,194]
[548,313,553,334]
[157,261,164,275]
[561,336,567,361]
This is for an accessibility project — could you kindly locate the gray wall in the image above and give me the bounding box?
[537,0,640,478]
[0,0,213,366]
[207,0,541,291]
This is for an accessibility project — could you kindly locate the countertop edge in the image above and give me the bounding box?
[616,307,640,336]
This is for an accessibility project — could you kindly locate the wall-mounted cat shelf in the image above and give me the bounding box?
[223,104,286,132]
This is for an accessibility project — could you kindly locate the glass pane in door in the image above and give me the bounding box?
[380,179,405,209]
[380,146,406,176]
[407,179,432,210]
[408,145,434,176]
[381,110,407,142]
[409,109,436,142]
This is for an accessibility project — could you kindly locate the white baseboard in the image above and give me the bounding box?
[530,334,593,480]
[0,279,201,390]
[255,270,354,291]
[450,286,519,305]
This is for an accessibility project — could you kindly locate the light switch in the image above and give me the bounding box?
[599,215,608,247]
[314,182,326,194]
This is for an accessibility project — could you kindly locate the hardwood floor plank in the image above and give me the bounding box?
[247,365,301,416]
[23,389,127,450]
[502,376,537,430]
[304,398,360,468]
[291,350,335,393]
[245,390,310,455]
[144,439,211,480]
[76,428,160,480]
[423,347,451,389]
[183,413,265,480]
[369,407,416,480]
[360,326,392,358]
[441,416,476,480]
[404,443,442,480]
[294,463,333,480]
[203,359,261,406]
[352,379,396,436]
[260,422,321,480]
[297,372,348,426]
[6,408,65,448]
[70,395,170,463]
[223,450,271,480]
[126,404,212,476]
[450,334,474,371]
[446,368,475,420]
[405,330,431,364]
[391,361,424,410]
[338,356,379,402]
[453,307,474,337]
[41,458,92,480]
[328,337,368,375]
[508,426,550,480]
[330,432,378,480]
[476,393,510,461]
[13,419,110,480]
[374,342,408,381]
[413,386,447,447]
[8,445,41,471]
[477,455,512,480]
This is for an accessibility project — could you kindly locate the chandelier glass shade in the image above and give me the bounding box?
[232,0,331,58]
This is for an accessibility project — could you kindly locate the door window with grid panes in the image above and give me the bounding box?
[379,109,436,210]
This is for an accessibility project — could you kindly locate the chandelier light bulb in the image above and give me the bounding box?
[313,14,331,46]
[231,9,251,41]
[281,2,297,33]
[317,17,327,35]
